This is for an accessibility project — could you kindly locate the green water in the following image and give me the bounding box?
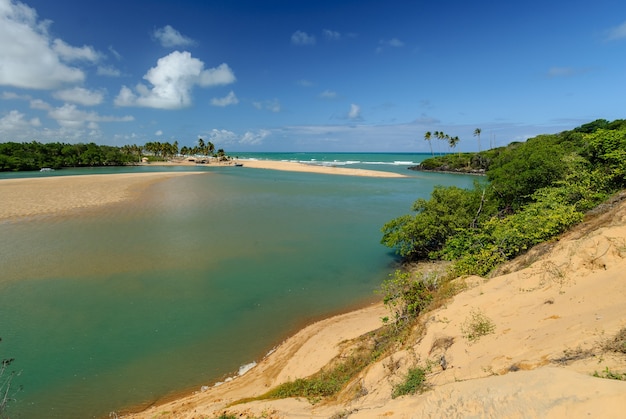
[0,164,476,418]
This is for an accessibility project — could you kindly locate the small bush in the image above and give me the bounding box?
[461,309,495,342]
[604,327,626,354]
[378,270,436,326]
[392,366,429,398]
[593,367,626,381]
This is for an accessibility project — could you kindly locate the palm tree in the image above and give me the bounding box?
[434,131,446,155]
[474,128,482,151]
[424,131,433,156]
[449,135,460,156]
[197,138,205,156]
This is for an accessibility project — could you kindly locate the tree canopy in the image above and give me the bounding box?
[383,119,626,276]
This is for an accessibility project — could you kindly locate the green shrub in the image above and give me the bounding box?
[461,309,495,342]
[392,366,429,398]
[378,270,436,325]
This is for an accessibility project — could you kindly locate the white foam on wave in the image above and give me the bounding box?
[210,361,258,388]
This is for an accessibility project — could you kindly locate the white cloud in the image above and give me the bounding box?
[30,98,52,110]
[0,0,98,89]
[211,91,239,107]
[606,20,626,41]
[388,38,404,47]
[0,110,40,134]
[153,25,196,48]
[376,38,405,53]
[207,128,238,144]
[546,66,591,78]
[48,103,134,128]
[348,103,361,120]
[114,51,235,109]
[52,39,101,63]
[297,79,313,87]
[240,129,270,145]
[252,98,281,113]
[319,90,337,99]
[155,130,163,136]
[323,29,341,40]
[205,128,270,146]
[97,65,122,77]
[108,45,122,60]
[291,30,316,45]
[53,87,104,106]
[1,91,30,100]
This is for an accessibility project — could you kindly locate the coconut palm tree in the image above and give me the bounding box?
[424,131,433,156]
[449,135,460,156]
[474,128,482,151]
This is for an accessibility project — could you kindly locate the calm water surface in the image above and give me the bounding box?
[0,160,477,418]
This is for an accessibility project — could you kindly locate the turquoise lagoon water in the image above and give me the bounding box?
[0,154,477,418]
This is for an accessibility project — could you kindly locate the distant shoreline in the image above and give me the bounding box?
[0,159,405,221]
[146,156,408,178]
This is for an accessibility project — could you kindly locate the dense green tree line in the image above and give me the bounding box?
[0,138,229,171]
[0,141,138,171]
[382,119,626,276]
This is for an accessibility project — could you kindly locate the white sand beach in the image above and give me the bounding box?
[148,157,407,178]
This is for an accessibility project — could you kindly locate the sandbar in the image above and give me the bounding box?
[0,172,205,221]
[149,157,408,178]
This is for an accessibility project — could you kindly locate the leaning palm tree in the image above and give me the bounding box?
[474,128,482,151]
[424,131,433,156]
[449,135,460,156]
[435,131,446,155]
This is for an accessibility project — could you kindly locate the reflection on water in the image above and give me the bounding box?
[0,167,476,418]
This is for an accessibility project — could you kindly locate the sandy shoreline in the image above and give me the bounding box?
[0,159,404,220]
[149,157,408,178]
[0,172,206,221]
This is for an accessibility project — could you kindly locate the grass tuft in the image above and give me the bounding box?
[391,366,429,398]
[461,309,495,342]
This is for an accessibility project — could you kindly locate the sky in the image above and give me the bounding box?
[0,0,625,152]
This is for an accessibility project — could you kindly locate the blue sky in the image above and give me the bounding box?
[0,0,625,152]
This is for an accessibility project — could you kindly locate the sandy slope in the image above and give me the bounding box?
[127,195,626,418]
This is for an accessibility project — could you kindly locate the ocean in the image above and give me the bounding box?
[0,153,477,418]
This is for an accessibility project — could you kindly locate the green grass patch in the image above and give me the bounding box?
[593,367,626,381]
[392,366,429,398]
[461,309,495,342]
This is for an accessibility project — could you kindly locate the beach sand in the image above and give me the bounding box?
[150,157,408,178]
[0,172,206,221]
[0,159,403,220]
[125,194,626,418]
